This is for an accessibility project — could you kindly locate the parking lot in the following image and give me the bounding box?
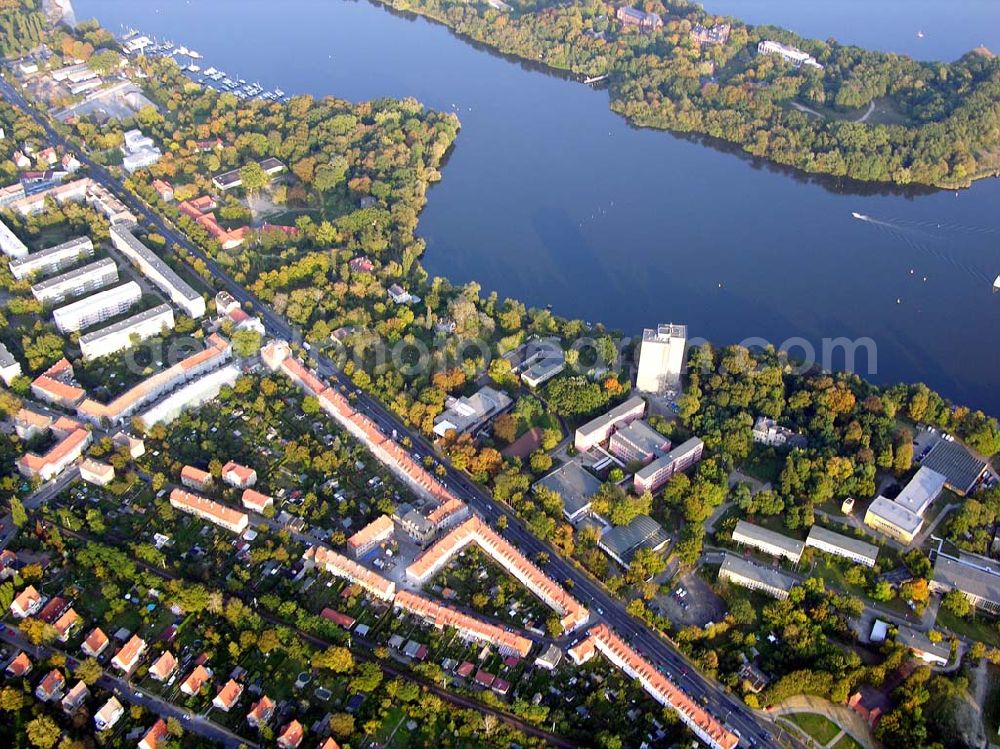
[652,571,727,628]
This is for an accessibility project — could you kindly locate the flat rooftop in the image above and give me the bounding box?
[576,395,645,438]
[866,495,923,535]
[599,514,670,565]
[110,226,202,304]
[932,554,1000,607]
[30,257,116,293]
[806,524,879,561]
[612,420,668,455]
[719,554,796,592]
[642,323,687,342]
[634,437,703,482]
[733,520,805,558]
[921,439,988,494]
[894,466,947,515]
[534,460,602,518]
[78,303,173,344]
[9,236,93,270]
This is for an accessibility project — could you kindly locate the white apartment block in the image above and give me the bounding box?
[719,554,795,600]
[731,520,805,564]
[110,226,206,318]
[636,323,686,393]
[9,237,94,281]
[0,217,28,258]
[805,524,879,567]
[138,363,240,428]
[758,40,824,70]
[79,303,175,360]
[31,258,118,305]
[121,129,161,174]
[0,343,21,385]
[52,281,141,333]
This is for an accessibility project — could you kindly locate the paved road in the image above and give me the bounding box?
[0,76,776,748]
[0,625,254,749]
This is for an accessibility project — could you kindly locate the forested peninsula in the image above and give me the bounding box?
[378,0,1000,189]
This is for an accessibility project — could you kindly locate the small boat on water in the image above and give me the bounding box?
[851,211,869,221]
[993,274,1000,291]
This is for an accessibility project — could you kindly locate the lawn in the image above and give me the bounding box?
[783,712,842,746]
[935,606,1000,647]
[831,734,862,749]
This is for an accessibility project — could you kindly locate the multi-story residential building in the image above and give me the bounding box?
[346,515,394,558]
[79,459,115,486]
[30,359,86,409]
[9,236,94,280]
[0,183,26,209]
[405,516,589,632]
[574,395,646,452]
[109,225,206,318]
[8,177,90,216]
[76,334,231,426]
[394,590,533,657]
[30,257,119,305]
[241,488,273,513]
[691,23,731,46]
[85,181,136,226]
[432,385,513,437]
[569,624,738,749]
[633,436,704,493]
[152,179,174,202]
[805,524,879,567]
[52,281,141,333]
[138,363,240,428]
[864,466,947,543]
[0,342,21,385]
[635,323,686,393]
[169,488,249,534]
[718,554,796,600]
[303,545,397,601]
[79,303,175,360]
[609,420,671,464]
[17,416,92,481]
[14,408,51,441]
[731,520,805,564]
[181,465,214,491]
[757,40,824,69]
[221,461,257,488]
[0,217,28,258]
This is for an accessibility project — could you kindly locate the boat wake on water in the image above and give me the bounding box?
[851,211,996,285]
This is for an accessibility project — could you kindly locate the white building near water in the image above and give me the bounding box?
[52,281,141,333]
[636,323,686,393]
[758,40,824,70]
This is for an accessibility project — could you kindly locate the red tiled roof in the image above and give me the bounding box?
[111,634,146,672]
[140,719,170,749]
[6,652,31,676]
[320,608,355,630]
[213,679,243,710]
[180,665,211,695]
[241,488,272,512]
[82,627,109,655]
[346,515,394,553]
[181,465,212,485]
[304,545,396,601]
[277,720,304,749]
[149,651,176,681]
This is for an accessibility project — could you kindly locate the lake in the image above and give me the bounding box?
[73,0,1000,414]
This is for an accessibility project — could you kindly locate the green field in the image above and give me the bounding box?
[783,712,842,746]
[935,607,1000,648]
[831,733,862,749]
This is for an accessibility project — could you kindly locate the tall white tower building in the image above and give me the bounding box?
[635,323,687,393]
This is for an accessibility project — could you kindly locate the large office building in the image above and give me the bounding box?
[599,514,670,569]
[920,439,989,496]
[864,466,947,544]
[609,420,671,464]
[574,395,646,452]
[633,436,704,493]
[930,553,1000,616]
[731,520,805,564]
[52,281,141,333]
[9,237,94,281]
[635,323,686,393]
[805,525,879,567]
[718,554,796,600]
[31,258,118,305]
[0,217,28,258]
[534,460,603,523]
[79,303,174,360]
[109,226,206,318]
[432,385,512,437]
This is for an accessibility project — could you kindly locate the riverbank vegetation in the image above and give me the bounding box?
[375,0,1000,188]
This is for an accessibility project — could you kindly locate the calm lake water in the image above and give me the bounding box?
[74,0,1000,414]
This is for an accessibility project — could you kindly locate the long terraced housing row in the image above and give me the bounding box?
[569,624,739,749]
